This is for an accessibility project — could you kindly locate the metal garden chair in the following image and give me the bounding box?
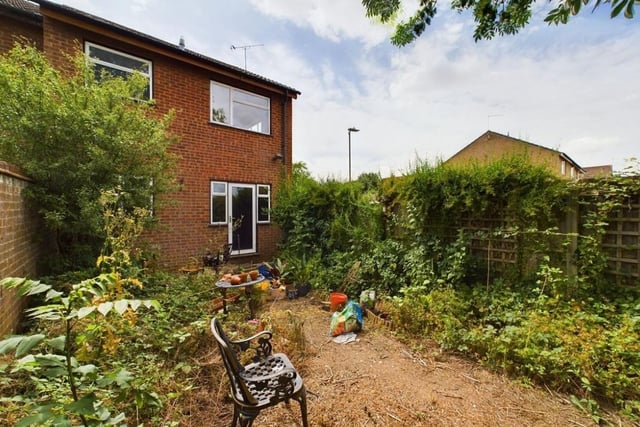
[211,317,309,426]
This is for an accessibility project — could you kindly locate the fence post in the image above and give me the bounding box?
[564,199,579,281]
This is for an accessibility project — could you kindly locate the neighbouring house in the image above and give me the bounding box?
[0,0,300,272]
[445,130,585,180]
[583,165,613,179]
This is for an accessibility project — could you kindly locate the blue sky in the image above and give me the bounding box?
[51,0,639,179]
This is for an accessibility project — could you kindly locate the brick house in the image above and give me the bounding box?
[0,0,300,270]
[446,131,585,180]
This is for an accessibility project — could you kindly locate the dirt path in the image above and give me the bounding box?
[254,298,601,427]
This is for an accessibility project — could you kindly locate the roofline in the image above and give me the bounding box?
[0,0,42,24]
[447,130,584,171]
[32,0,300,97]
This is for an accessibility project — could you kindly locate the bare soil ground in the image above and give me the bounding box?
[191,296,631,427]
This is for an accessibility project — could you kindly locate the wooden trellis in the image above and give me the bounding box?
[602,195,640,286]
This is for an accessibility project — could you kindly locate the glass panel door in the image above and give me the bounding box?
[229,184,255,255]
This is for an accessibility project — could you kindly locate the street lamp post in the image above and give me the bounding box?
[348,127,359,182]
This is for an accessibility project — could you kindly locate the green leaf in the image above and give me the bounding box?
[129,299,142,311]
[0,277,27,288]
[64,393,98,416]
[15,334,45,357]
[624,0,634,18]
[42,367,67,378]
[611,0,627,16]
[47,335,66,351]
[0,336,23,355]
[49,415,72,427]
[0,278,52,297]
[77,305,97,319]
[23,282,52,296]
[25,304,63,321]
[95,406,112,421]
[142,299,161,310]
[98,301,113,316]
[114,299,128,315]
[14,404,55,427]
[104,412,126,425]
[34,354,66,367]
[74,364,97,375]
[44,288,63,301]
[115,368,133,387]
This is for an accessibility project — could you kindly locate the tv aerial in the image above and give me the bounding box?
[230,43,264,72]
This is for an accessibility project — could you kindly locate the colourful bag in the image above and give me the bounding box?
[329,300,363,337]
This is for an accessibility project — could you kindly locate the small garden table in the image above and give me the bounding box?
[215,275,266,319]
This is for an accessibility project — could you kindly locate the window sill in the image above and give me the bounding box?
[208,121,271,137]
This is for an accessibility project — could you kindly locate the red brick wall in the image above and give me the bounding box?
[0,162,41,336]
[40,16,294,269]
[0,11,42,53]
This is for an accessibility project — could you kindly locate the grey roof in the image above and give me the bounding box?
[0,0,38,13]
[0,0,40,19]
[8,0,300,96]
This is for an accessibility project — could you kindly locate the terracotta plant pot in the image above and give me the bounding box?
[238,272,249,283]
[249,270,259,280]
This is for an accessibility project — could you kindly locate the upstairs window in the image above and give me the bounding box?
[85,42,152,100]
[210,81,270,134]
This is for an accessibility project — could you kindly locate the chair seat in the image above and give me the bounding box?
[236,353,304,407]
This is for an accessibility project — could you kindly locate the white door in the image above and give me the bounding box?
[228,183,256,255]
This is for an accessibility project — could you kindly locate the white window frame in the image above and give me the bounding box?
[560,160,566,175]
[210,81,270,134]
[85,42,153,100]
[257,184,271,224]
[210,181,228,225]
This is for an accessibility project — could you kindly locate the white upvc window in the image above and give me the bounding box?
[560,160,566,175]
[210,81,270,134]
[85,42,153,100]
[257,184,271,223]
[210,181,228,225]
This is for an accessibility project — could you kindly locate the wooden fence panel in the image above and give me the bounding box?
[602,194,640,285]
[454,190,640,286]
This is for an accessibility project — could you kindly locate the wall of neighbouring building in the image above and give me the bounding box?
[0,161,42,336]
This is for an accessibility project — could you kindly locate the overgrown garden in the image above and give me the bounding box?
[273,159,640,423]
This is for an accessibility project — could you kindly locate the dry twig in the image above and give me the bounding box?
[460,372,481,383]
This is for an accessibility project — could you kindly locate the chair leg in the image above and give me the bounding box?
[238,409,257,427]
[298,387,309,427]
[231,405,239,427]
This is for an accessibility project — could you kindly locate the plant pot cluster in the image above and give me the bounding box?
[221,269,260,285]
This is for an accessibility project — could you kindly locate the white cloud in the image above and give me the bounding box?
[247,0,390,48]
[130,0,152,13]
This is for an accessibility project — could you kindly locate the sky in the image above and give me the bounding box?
[49,0,639,179]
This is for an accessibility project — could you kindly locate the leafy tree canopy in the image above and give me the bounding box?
[0,44,178,270]
[363,0,637,44]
